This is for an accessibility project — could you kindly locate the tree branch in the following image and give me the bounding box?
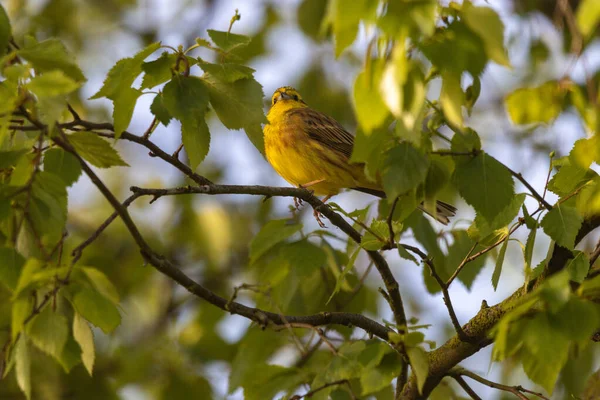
[59,120,212,186]
[47,135,397,343]
[128,185,408,336]
[399,214,600,399]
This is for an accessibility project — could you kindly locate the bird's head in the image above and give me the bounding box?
[271,86,306,106]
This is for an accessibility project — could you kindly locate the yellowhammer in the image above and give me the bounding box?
[264,86,456,226]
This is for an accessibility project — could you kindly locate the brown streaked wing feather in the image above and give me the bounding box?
[287,108,355,160]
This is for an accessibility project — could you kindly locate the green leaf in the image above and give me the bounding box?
[328,247,360,304]
[18,39,85,82]
[576,0,600,38]
[229,327,286,392]
[113,87,142,136]
[27,70,81,97]
[407,346,429,394]
[26,307,68,359]
[90,42,160,100]
[0,247,25,291]
[73,312,95,375]
[15,335,31,400]
[540,205,583,250]
[361,220,389,251]
[522,313,570,393]
[71,287,121,334]
[43,148,82,186]
[450,128,481,154]
[249,219,302,263]
[297,0,329,41]
[440,72,464,127]
[524,227,537,275]
[11,296,30,340]
[353,60,389,133]
[469,193,526,243]
[81,267,120,304]
[30,171,68,239]
[462,2,509,66]
[492,237,509,290]
[243,365,304,400]
[406,213,446,293]
[202,73,266,154]
[382,142,430,199]
[13,258,42,301]
[453,152,514,223]
[360,352,403,396]
[505,81,565,125]
[162,75,210,169]
[0,149,28,169]
[419,21,487,76]
[566,251,590,283]
[150,93,172,126]
[140,52,197,89]
[207,30,251,53]
[378,0,436,38]
[548,163,593,197]
[67,131,129,168]
[398,244,419,265]
[197,59,255,83]
[0,4,11,55]
[569,137,599,170]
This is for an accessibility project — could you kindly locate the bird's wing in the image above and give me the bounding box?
[287,108,354,160]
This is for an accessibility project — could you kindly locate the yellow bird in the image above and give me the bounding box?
[264,86,456,226]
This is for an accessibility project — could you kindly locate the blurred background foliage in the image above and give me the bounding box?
[0,0,600,399]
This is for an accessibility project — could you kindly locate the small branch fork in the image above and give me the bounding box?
[448,367,550,400]
[398,244,473,343]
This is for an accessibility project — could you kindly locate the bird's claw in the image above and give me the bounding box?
[313,209,326,228]
[293,197,303,209]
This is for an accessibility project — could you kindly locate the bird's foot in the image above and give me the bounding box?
[293,197,303,209]
[313,208,326,228]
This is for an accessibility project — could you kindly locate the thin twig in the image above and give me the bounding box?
[448,367,549,400]
[445,242,478,286]
[70,192,143,266]
[290,380,355,400]
[450,375,483,400]
[505,166,552,210]
[387,197,399,246]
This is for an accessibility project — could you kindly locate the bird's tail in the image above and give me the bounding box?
[417,200,457,226]
[352,187,456,225]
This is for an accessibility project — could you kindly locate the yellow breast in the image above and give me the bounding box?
[264,102,370,196]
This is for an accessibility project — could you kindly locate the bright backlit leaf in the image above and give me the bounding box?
[505,81,565,125]
[15,335,31,400]
[353,60,390,133]
[407,346,429,394]
[462,2,510,66]
[73,312,95,375]
[576,0,600,38]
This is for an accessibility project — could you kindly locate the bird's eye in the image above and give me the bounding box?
[293,94,298,101]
